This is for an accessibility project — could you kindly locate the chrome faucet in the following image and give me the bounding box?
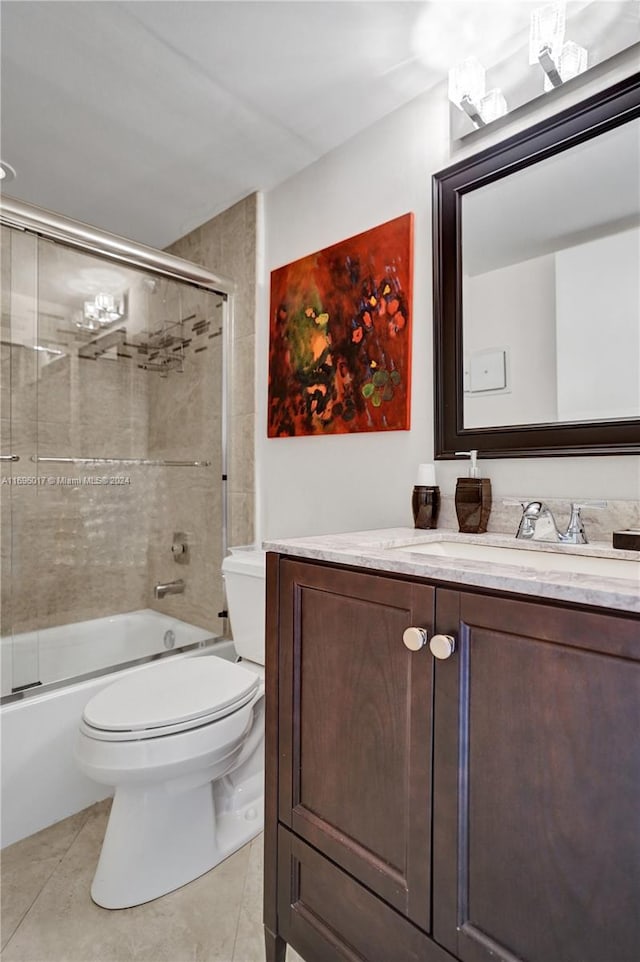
[516,502,588,545]
[154,579,186,599]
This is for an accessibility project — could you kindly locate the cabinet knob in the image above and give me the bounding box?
[402,627,428,651]
[429,634,456,660]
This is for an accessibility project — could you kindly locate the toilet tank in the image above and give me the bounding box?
[221,547,266,665]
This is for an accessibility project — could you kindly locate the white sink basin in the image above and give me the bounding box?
[392,540,639,581]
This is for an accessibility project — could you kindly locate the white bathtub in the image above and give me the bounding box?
[1,611,234,848]
[1,608,216,698]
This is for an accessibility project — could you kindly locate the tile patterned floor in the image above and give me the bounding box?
[1,801,304,962]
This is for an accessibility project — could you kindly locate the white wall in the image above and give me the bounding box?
[257,57,640,542]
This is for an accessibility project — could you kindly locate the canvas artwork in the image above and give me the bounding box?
[267,213,413,437]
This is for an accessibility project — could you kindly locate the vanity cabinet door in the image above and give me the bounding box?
[278,559,435,932]
[433,589,640,962]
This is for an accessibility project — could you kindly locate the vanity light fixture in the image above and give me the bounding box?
[448,57,507,129]
[529,2,588,90]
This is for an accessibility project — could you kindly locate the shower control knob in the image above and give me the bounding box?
[171,531,189,564]
[403,627,428,651]
[429,634,456,660]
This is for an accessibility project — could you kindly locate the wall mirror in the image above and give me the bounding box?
[433,72,640,458]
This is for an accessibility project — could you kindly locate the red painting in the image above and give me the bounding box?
[267,213,413,437]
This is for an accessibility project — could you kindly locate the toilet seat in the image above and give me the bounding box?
[81,657,259,742]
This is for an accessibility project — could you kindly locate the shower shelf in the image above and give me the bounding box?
[30,456,212,467]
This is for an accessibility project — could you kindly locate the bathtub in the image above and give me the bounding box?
[0,610,234,848]
[1,608,218,698]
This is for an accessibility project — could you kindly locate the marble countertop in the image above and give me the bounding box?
[263,528,640,614]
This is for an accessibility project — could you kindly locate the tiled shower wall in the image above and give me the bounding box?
[165,193,257,554]
[144,286,226,630]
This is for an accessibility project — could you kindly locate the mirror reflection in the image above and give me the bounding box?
[461,116,640,430]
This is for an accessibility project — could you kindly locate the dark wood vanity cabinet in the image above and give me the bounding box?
[264,554,640,962]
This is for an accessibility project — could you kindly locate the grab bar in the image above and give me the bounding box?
[0,454,20,462]
[30,456,211,467]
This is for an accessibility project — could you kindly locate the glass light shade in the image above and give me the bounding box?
[529,2,566,65]
[544,40,588,90]
[82,292,125,327]
[448,57,486,109]
[95,292,116,312]
[479,89,508,124]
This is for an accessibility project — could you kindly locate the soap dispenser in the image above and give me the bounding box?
[454,450,492,534]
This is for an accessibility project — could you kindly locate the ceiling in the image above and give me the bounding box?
[0,1,635,249]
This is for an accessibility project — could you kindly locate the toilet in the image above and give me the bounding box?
[75,547,266,909]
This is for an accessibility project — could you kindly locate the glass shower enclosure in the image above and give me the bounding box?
[0,200,233,699]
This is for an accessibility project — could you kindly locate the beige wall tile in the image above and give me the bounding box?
[166,193,257,596]
[229,414,255,497]
[232,335,255,418]
[229,491,255,549]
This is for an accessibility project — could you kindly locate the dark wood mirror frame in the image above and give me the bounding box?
[433,71,640,459]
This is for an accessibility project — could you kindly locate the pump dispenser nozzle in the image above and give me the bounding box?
[455,449,480,478]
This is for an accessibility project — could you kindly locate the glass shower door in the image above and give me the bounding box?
[2,224,227,697]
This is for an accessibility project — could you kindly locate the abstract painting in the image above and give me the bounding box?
[267,213,413,437]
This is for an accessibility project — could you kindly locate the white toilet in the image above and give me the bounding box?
[75,547,266,909]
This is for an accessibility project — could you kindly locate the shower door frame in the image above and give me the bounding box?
[0,196,237,698]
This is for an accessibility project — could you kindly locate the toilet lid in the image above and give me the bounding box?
[82,657,259,735]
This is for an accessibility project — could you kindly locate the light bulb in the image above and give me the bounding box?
[529,2,566,65]
[480,89,508,124]
[544,40,588,90]
[448,57,486,111]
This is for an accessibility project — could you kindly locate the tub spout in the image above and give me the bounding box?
[154,579,185,599]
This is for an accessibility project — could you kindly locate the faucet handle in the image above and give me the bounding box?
[564,504,587,544]
[563,501,607,545]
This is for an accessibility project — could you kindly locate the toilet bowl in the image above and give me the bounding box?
[75,547,266,909]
